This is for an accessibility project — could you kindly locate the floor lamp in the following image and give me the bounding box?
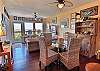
[0,24,5,52]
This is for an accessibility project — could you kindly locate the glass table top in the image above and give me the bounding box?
[51,47,67,53]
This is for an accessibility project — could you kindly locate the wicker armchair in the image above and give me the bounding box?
[39,37,58,70]
[59,37,82,70]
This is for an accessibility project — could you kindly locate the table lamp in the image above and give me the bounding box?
[0,24,5,52]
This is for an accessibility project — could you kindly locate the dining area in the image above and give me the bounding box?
[11,31,100,71]
[1,31,97,71]
[38,32,83,71]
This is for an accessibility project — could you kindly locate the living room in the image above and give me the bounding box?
[0,0,100,71]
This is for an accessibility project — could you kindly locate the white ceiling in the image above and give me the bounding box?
[3,0,95,18]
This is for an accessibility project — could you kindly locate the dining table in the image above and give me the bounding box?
[49,43,67,69]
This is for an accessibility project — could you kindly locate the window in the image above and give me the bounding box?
[13,23,22,41]
[24,22,33,35]
[35,23,43,35]
[35,23,43,31]
[14,23,21,32]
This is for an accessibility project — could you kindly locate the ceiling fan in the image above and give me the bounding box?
[48,0,73,9]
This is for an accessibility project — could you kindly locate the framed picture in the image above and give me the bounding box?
[52,17,57,24]
[60,18,69,28]
[80,6,98,19]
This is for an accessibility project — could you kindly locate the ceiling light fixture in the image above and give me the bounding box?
[34,12,37,21]
[57,3,65,9]
[48,0,73,9]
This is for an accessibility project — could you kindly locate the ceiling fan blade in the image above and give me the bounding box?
[53,2,59,3]
[48,2,59,7]
[48,2,58,4]
[64,0,73,7]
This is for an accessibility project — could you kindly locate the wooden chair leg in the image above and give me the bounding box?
[45,66,48,71]
[70,66,80,71]
[76,66,80,71]
[57,59,60,69]
[39,61,41,70]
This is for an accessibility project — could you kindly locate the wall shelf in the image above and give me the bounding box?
[76,26,94,28]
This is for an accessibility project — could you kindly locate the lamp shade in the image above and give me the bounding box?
[0,24,5,36]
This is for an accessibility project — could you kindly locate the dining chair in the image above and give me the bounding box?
[59,37,82,70]
[43,32,52,46]
[39,36,58,71]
